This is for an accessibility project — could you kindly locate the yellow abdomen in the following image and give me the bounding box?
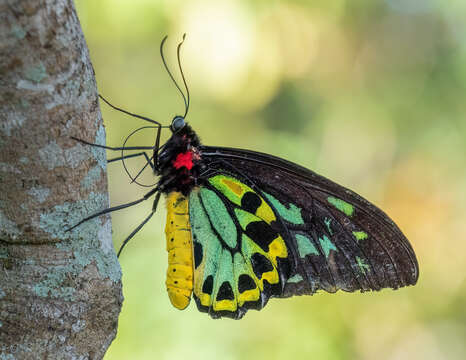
[165,192,193,310]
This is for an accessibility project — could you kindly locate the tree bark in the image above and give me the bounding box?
[0,0,123,358]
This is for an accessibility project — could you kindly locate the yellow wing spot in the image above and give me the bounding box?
[248,268,279,292]
[249,236,286,288]
[199,293,211,307]
[255,201,276,224]
[222,178,245,196]
[261,269,279,287]
[194,260,211,307]
[267,236,288,267]
[214,299,237,312]
[212,175,277,224]
[238,288,260,306]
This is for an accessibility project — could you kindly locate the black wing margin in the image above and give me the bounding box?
[199,146,419,298]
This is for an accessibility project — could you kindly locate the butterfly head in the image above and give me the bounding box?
[171,116,186,133]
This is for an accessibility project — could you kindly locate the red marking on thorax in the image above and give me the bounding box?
[173,151,193,170]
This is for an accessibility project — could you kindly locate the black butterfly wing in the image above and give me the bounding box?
[199,146,419,299]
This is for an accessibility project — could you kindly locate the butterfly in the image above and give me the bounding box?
[69,35,419,319]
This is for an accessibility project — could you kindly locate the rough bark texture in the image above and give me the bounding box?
[0,0,123,358]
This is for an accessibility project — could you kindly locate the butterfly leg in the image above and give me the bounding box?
[71,136,155,151]
[117,191,161,257]
[153,123,162,168]
[66,186,159,232]
[107,151,154,168]
[108,152,156,185]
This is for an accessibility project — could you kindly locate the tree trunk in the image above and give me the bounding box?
[0,0,123,358]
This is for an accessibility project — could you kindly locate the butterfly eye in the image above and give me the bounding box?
[171,116,185,132]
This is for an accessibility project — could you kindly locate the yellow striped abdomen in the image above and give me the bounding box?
[165,192,193,310]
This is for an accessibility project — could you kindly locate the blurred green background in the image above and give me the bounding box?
[75,0,466,359]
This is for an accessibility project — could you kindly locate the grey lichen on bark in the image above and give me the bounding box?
[0,0,123,359]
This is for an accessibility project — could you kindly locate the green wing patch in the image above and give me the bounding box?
[264,192,304,225]
[198,188,237,248]
[295,234,319,258]
[189,175,293,319]
[327,196,354,216]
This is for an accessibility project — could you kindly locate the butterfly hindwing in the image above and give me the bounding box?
[189,176,292,319]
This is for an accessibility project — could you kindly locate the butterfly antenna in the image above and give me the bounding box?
[177,33,190,118]
[160,35,188,114]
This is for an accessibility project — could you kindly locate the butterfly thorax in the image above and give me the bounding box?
[156,123,202,195]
